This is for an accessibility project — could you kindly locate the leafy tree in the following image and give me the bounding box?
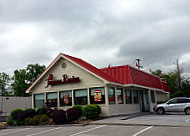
[26,64,46,84]
[152,69,162,77]
[12,69,30,97]
[0,72,11,96]
[12,64,46,97]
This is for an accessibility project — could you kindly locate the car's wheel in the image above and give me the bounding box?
[185,108,190,115]
[157,107,165,114]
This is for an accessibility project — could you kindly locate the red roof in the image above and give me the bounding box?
[62,54,121,84]
[26,53,170,93]
[101,65,169,92]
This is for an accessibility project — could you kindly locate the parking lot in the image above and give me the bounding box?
[1,113,190,136]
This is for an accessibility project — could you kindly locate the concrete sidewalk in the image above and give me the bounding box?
[90,112,190,127]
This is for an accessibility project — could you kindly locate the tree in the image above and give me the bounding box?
[12,69,30,97]
[26,64,46,84]
[0,72,11,96]
[12,64,46,97]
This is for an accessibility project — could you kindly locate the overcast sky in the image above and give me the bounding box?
[0,0,190,76]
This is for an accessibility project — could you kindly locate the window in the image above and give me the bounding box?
[108,87,115,104]
[34,94,44,108]
[133,90,139,104]
[125,89,132,104]
[60,91,72,106]
[168,99,177,104]
[177,99,185,103]
[74,89,87,105]
[151,91,155,103]
[117,88,123,104]
[90,87,105,104]
[46,92,58,107]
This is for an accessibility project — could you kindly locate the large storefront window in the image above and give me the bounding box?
[60,91,72,106]
[34,94,44,108]
[125,89,132,104]
[90,87,105,104]
[46,92,58,107]
[117,88,123,104]
[151,91,155,103]
[133,90,139,104]
[108,87,115,104]
[74,89,87,105]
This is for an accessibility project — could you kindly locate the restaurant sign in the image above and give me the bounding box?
[45,74,80,87]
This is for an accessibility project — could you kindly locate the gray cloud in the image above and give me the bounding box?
[0,0,190,76]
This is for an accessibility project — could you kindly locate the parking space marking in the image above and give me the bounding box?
[0,128,31,136]
[25,127,62,136]
[70,125,106,136]
[132,126,153,136]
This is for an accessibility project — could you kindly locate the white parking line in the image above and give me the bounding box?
[0,128,31,136]
[70,125,106,136]
[133,126,153,136]
[25,127,62,136]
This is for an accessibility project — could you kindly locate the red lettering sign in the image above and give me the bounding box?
[45,74,80,87]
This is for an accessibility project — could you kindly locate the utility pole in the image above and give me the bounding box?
[136,59,143,70]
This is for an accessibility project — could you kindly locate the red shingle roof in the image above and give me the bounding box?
[26,53,170,93]
[100,65,169,92]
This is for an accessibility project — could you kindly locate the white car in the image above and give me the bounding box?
[155,97,190,115]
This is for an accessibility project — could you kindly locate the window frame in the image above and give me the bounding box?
[46,92,58,107]
[59,90,72,107]
[89,87,105,104]
[34,93,45,108]
[74,89,88,105]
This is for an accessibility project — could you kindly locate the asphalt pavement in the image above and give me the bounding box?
[0,112,190,136]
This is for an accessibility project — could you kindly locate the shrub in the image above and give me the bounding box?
[29,117,39,125]
[36,107,47,115]
[72,105,83,116]
[7,120,15,126]
[66,108,81,122]
[25,117,32,125]
[18,109,37,121]
[25,108,33,111]
[82,104,101,120]
[16,120,25,126]
[40,114,49,124]
[91,104,101,115]
[10,109,23,120]
[52,110,67,124]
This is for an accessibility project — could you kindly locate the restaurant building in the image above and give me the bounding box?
[26,53,170,116]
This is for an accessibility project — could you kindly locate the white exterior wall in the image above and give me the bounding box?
[156,91,170,102]
[31,57,110,115]
[0,97,32,114]
[109,104,141,116]
[31,58,105,94]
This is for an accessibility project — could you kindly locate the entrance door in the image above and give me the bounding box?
[139,90,149,112]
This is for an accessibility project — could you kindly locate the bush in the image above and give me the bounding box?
[82,104,101,120]
[36,107,47,115]
[18,109,37,121]
[40,114,49,124]
[7,120,15,126]
[29,117,39,125]
[10,109,23,120]
[16,120,25,126]
[25,117,32,125]
[66,108,81,122]
[52,110,67,124]
[72,105,83,116]
[25,108,33,111]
